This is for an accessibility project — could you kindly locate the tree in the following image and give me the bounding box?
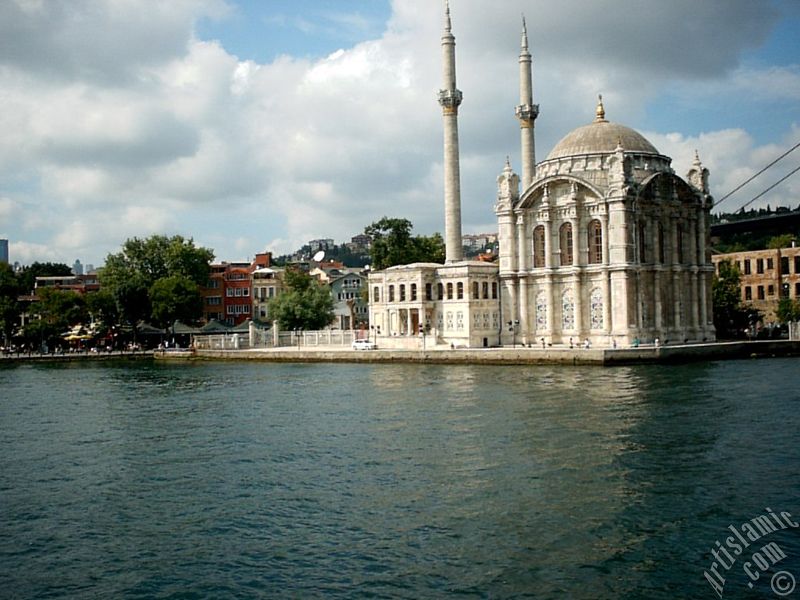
[0,263,20,345]
[101,235,214,291]
[712,260,752,338]
[86,288,119,331]
[776,297,800,323]
[100,234,214,327]
[266,269,334,330]
[150,276,204,329]
[24,287,88,350]
[365,217,446,270]
[767,234,796,250]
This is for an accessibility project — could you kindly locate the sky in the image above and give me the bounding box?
[1,0,799,268]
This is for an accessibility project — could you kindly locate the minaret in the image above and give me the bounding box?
[515,17,538,190]
[438,0,464,263]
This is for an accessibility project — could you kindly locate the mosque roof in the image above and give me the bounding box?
[545,96,660,160]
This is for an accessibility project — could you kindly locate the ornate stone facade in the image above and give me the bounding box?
[497,104,716,346]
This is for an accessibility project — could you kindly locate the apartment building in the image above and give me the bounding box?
[712,245,800,321]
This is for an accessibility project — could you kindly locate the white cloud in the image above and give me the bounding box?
[0,0,797,266]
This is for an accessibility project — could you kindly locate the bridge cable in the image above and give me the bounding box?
[713,140,800,209]
[733,162,800,213]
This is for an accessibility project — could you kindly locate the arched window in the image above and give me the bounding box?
[410,283,417,301]
[457,282,464,299]
[373,286,380,302]
[472,281,479,300]
[446,282,453,300]
[638,221,647,264]
[533,225,546,267]
[437,282,444,300]
[658,223,665,264]
[559,222,573,266]
[588,220,602,264]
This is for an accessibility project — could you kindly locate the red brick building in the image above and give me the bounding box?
[201,253,273,326]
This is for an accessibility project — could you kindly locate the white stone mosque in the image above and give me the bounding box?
[368,2,716,349]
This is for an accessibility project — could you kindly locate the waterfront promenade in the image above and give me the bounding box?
[0,350,152,363]
[3,340,797,366]
[190,339,800,366]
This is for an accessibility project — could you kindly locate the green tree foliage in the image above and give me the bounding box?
[365,217,445,270]
[766,234,796,249]
[100,235,214,326]
[0,263,20,344]
[267,269,334,330]
[776,297,800,323]
[24,288,88,349]
[149,276,204,329]
[86,288,119,330]
[102,235,214,290]
[712,260,754,338]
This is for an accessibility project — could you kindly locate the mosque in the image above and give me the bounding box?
[367,3,716,349]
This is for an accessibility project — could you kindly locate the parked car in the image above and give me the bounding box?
[352,339,377,350]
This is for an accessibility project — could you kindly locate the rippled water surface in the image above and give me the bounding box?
[1,358,799,599]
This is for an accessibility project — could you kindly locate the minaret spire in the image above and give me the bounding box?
[438,0,463,263]
[516,15,538,190]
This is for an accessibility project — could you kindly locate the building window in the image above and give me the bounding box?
[400,284,406,301]
[411,283,417,301]
[457,282,463,299]
[744,260,751,275]
[559,222,573,266]
[767,258,774,270]
[472,281,479,300]
[373,286,380,302]
[757,286,765,300]
[638,221,647,264]
[795,256,800,274]
[781,283,790,298]
[745,286,752,301]
[425,283,432,301]
[588,220,602,264]
[437,282,444,300]
[768,285,774,296]
[482,282,489,299]
[676,224,684,264]
[492,282,498,299]
[226,288,233,297]
[389,285,395,302]
[658,223,665,264]
[782,256,791,274]
[533,225,546,268]
[447,283,453,300]
[796,282,800,297]
[757,259,764,274]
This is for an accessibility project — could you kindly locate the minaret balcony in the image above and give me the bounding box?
[438,88,463,109]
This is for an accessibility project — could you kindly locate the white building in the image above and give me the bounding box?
[369,3,715,349]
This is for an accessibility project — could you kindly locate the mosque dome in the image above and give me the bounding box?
[545,96,660,160]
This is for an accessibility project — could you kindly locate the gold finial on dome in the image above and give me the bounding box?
[595,94,606,122]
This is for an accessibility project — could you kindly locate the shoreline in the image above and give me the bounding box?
[3,340,797,366]
[190,339,800,366]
